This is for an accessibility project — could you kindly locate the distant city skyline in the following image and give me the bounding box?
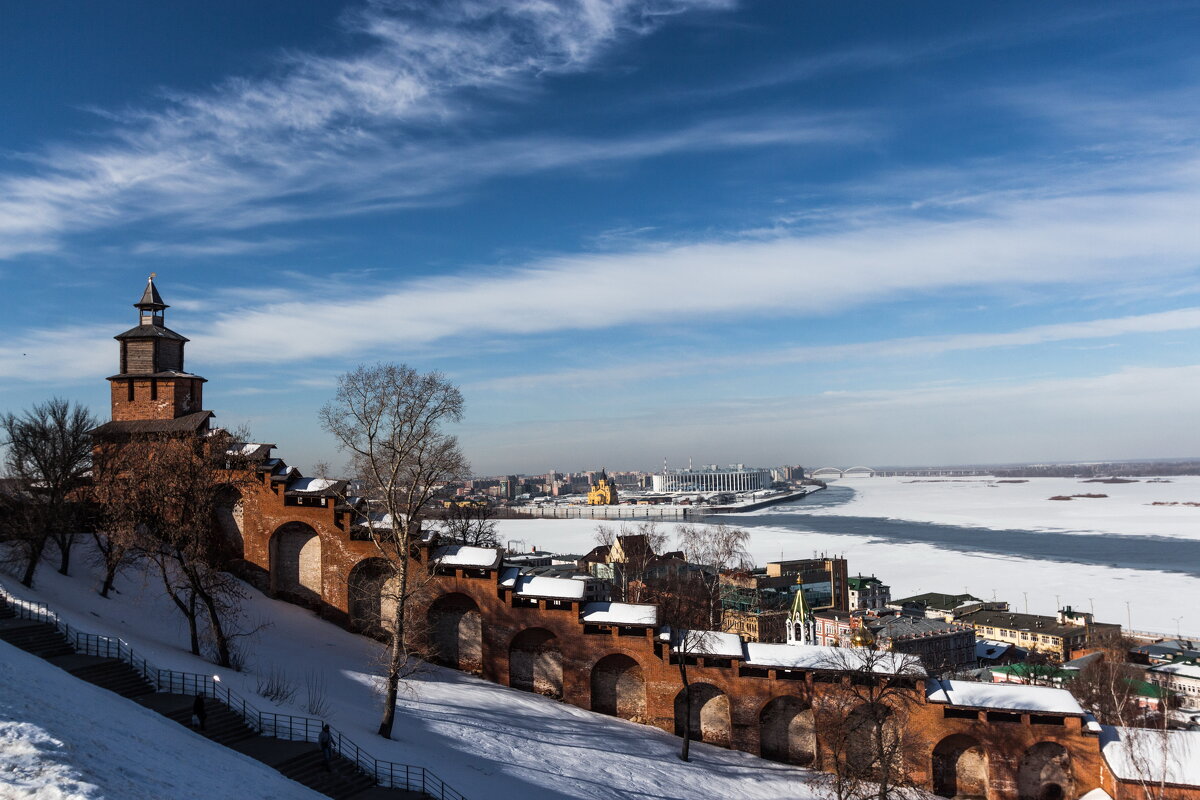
[3,2,1200,475]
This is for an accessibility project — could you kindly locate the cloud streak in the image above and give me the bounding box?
[4,157,1200,382]
[0,0,738,260]
[477,307,1200,391]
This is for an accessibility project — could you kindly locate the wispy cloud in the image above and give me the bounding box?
[130,237,311,258]
[0,0,747,260]
[4,156,1200,381]
[477,307,1200,390]
[185,165,1200,364]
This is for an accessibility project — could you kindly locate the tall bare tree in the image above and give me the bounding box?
[92,431,252,666]
[320,363,468,739]
[642,522,750,762]
[814,647,925,800]
[650,565,720,763]
[675,522,751,628]
[0,398,97,585]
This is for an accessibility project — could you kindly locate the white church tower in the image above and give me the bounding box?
[786,578,816,646]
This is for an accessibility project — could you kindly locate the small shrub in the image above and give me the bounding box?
[257,665,297,704]
[304,669,330,718]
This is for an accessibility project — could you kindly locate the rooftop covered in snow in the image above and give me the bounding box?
[285,477,344,496]
[499,567,587,600]
[664,628,745,659]
[926,679,1084,715]
[1101,726,1200,787]
[581,602,657,627]
[433,545,502,570]
[745,642,926,675]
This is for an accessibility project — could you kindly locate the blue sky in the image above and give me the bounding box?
[3,1,1200,475]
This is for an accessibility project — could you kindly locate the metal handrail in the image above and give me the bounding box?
[0,581,466,800]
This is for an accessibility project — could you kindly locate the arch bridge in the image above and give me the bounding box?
[810,466,876,478]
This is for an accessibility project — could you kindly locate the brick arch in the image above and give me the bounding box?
[844,702,898,775]
[269,521,321,605]
[509,628,562,698]
[933,733,989,800]
[590,653,645,720]
[213,484,245,558]
[759,695,815,766]
[427,592,483,673]
[347,558,396,636]
[1017,742,1073,800]
[674,683,731,748]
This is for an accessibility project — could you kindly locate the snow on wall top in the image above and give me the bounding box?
[512,574,586,600]
[288,477,337,493]
[745,643,925,675]
[433,545,502,569]
[1078,789,1114,800]
[666,629,745,659]
[581,602,657,626]
[926,679,1084,714]
[1101,726,1200,787]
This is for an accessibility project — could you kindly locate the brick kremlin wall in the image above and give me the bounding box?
[215,461,1134,800]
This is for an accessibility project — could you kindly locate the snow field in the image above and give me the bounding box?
[770,475,1200,539]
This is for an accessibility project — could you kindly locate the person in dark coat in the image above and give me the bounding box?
[192,694,207,731]
[318,724,333,772]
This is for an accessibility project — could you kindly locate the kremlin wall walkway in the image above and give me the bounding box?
[0,592,462,800]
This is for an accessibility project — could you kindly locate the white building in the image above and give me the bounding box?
[652,464,773,493]
[1149,662,1200,709]
[848,575,891,611]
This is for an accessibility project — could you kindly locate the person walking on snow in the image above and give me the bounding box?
[192,694,207,732]
[318,723,333,772]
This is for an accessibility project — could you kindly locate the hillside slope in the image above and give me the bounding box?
[0,638,323,800]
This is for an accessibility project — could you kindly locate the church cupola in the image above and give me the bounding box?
[107,275,208,423]
[135,273,168,327]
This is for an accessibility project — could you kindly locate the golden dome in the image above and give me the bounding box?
[849,626,875,648]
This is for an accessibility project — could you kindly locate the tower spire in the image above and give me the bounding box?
[135,273,168,326]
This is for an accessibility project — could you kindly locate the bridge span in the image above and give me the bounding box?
[810,466,995,478]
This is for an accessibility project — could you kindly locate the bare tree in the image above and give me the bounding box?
[675,522,752,628]
[649,565,720,763]
[0,399,97,585]
[439,501,498,547]
[1066,634,1179,800]
[92,431,253,667]
[320,363,468,740]
[813,647,926,800]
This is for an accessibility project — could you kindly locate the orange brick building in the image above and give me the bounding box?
[94,279,1198,800]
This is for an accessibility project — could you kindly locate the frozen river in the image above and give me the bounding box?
[496,476,1200,637]
[733,484,1200,579]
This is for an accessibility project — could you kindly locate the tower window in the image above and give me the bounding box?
[150,379,158,400]
[127,381,135,402]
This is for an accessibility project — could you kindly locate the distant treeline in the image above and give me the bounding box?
[991,461,1200,478]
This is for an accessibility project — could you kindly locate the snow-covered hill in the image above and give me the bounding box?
[0,638,323,800]
[2,548,824,800]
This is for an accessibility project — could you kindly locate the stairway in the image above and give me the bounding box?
[138,692,259,747]
[0,618,76,658]
[267,744,379,800]
[0,594,430,800]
